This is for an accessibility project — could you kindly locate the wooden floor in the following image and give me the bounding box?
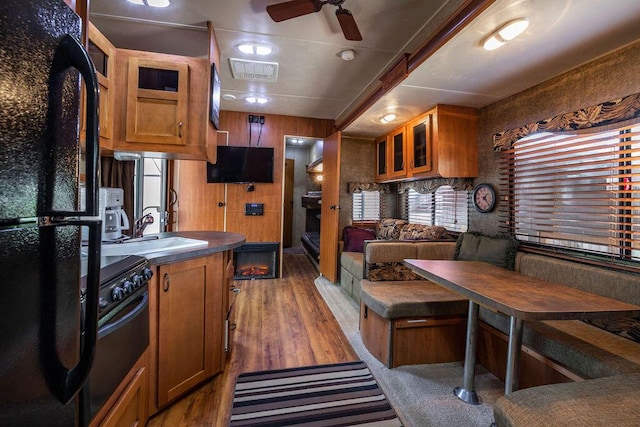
[147,253,359,427]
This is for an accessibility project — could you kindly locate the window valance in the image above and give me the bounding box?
[347,182,390,194]
[397,178,473,194]
[493,91,640,151]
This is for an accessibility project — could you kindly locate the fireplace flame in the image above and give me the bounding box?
[237,264,271,277]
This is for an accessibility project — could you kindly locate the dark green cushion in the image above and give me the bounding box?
[454,231,518,270]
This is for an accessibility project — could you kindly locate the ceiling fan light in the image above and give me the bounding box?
[498,19,529,41]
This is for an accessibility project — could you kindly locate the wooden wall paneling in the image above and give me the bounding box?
[174,160,225,232]
[217,111,335,244]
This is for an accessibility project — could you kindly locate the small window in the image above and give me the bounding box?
[352,190,381,221]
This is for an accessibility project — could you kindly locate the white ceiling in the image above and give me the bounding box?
[89,0,640,140]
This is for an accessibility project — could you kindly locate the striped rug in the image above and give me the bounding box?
[229,360,402,426]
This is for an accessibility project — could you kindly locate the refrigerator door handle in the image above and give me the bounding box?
[56,220,101,405]
[47,34,100,218]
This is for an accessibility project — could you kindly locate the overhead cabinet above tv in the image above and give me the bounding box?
[206,146,275,183]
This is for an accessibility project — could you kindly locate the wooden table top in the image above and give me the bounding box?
[404,259,640,321]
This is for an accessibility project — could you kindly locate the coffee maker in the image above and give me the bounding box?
[100,187,130,241]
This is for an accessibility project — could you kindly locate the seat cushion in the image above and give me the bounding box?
[360,280,468,319]
[494,373,640,427]
[454,231,518,270]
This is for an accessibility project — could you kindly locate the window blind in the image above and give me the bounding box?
[405,189,433,225]
[352,190,382,221]
[499,122,640,263]
[434,186,469,232]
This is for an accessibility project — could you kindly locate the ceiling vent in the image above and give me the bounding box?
[229,58,279,82]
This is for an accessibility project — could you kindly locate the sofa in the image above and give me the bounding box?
[339,220,640,425]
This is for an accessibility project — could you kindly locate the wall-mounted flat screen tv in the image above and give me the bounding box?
[206,146,274,183]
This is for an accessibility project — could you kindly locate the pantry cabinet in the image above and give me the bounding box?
[154,252,225,408]
[374,104,478,182]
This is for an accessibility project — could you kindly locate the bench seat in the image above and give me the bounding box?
[359,280,468,367]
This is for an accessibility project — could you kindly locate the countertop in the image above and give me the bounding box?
[142,231,246,265]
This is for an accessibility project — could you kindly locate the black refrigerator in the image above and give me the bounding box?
[0,1,102,426]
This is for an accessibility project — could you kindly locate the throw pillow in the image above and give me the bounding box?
[375,218,408,240]
[454,231,518,270]
[342,226,375,253]
[399,224,448,241]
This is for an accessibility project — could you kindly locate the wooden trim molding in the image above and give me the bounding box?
[493,91,640,151]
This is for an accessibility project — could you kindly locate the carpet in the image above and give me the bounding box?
[229,360,402,426]
[313,276,504,427]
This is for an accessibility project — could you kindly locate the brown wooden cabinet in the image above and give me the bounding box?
[81,23,115,148]
[154,253,224,408]
[90,352,149,427]
[374,135,387,181]
[407,112,433,175]
[107,49,211,160]
[387,125,407,179]
[375,104,478,182]
[125,57,189,145]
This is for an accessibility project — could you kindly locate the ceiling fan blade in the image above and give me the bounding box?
[335,7,362,41]
[267,0,320,22]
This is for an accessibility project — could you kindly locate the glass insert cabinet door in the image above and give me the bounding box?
[375,135,387,180]
[388,126,407,178]
[408,113,432,174]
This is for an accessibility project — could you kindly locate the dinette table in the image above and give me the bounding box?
[404,259,640,404]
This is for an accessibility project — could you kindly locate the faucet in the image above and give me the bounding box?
[133,213,154,238]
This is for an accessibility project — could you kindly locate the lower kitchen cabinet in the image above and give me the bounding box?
[90,352,149,427]
[154,252,225,408]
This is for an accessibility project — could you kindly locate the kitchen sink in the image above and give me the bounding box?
[101,237,209,257]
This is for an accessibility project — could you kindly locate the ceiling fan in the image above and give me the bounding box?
[267,0,362,41]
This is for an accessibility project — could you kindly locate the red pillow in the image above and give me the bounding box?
[342,226,375,253]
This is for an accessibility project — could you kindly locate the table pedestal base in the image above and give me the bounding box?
[454,386,480,405]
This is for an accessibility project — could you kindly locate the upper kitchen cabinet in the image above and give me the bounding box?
[374,135,387,181]
[125,57,188,145]
[82,23,115,146]
[105,48,210,160]
[388,125,408,179]
[407,112,433,175]
[375,104,477,182]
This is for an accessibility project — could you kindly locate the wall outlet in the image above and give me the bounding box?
[259,115,265,124]
[248,114,254,123]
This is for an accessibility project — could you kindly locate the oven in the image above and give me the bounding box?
[80,255,153,426]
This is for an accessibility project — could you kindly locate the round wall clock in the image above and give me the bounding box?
[472,183,496,213]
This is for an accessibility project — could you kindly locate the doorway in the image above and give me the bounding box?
[283,137,323,251]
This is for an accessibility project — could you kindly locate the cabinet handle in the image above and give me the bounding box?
[163,272,170,292]
[178,121,183,138]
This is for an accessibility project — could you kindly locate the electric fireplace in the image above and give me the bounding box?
[233,242,279,280]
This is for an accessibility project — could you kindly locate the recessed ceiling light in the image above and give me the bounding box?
[238,43,272,56]
[245,96,268,104]
[221,94,236,101]
[380,113,397,124]
[483,18,529,51]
